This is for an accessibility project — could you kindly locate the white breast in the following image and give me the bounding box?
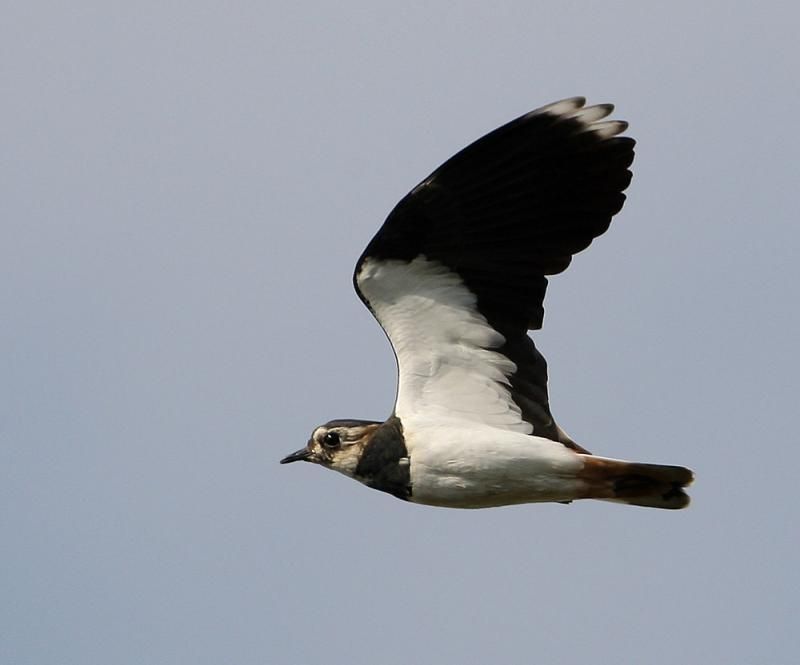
[405,423,584,508]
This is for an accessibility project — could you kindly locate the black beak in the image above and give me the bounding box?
[280,447,311,464]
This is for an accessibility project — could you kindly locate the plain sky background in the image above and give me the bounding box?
[3,2,799,664]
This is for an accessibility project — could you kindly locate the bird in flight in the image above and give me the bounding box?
[281,97,693,509]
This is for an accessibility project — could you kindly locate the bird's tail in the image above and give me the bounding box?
[578,455,694,509]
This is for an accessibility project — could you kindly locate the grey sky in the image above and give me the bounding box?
[3,2,798,663]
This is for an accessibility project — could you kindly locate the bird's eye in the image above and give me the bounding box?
[322,431,341,448]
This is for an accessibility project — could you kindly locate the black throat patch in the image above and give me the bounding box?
[354,416,411,500]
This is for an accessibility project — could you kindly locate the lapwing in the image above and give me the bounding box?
[281,97,693,509]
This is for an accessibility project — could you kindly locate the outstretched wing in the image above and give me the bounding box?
[353,98,635,448]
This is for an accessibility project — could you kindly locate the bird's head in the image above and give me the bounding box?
[280,419,381,478]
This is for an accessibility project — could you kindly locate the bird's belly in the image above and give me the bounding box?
[407,429,584,509]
